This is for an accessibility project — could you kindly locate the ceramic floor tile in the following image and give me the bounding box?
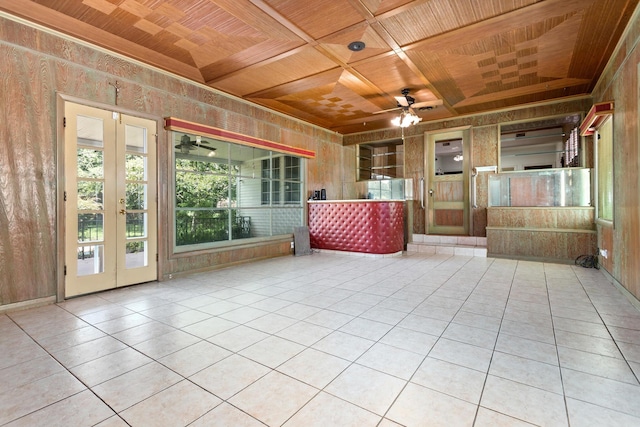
[93,415,129,427]
[481,375,568,426]
[181,316,238,339]
[0,371,86,425]
[558,346,637,384]
[411,357,487,404]
[386,382,478,427]
[312,330,375,361]
[566,397,640,427]
[92,362,182,413]
[356,342,425,380]
[275,321,333,346]
[205,324,269,352]
[275,303,322,320]
[378,326,438,355]
[120,380,221,427]
[555,329,623,358]
[397,314,449,337]
[159,309,211,328]
[304,309,355,329]
[35,325,107,352]
[93,313,154,335]
[489,351,563,394]
[218,306,270,324]
[244,312,298,334]
[189,402,264,427]
[499,319,556,345]
[229,371,318,426]
[5,389,114,427]
[0,355,64,395]
[442,322,498,349]
[474,407,538,426]
[79,305,135,324]
[50,335,127,368]
[158,340,232,377]
[324,364,406,416]
[132,329,201,359]
[248,297,292,312]
[339,317,394,341]
[239,335,305,368]
[70,347,153,387]
[452,310,502,333]
[494,333,559,365]
[562,368,640,417]
[277,348,351,389]
[428,338,493,372]
[283,391,381,427]
[110,321,177,346]
[190,354,270,400]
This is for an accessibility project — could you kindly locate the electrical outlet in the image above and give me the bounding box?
[599,248,608,258]
[290,241,295,249]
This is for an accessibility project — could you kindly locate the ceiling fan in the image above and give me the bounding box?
[374,88,443,115]
[176,134,217,156]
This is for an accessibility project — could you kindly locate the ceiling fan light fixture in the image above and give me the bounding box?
[392,110,422,127]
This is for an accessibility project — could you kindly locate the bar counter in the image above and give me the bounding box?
[308,200,404,254]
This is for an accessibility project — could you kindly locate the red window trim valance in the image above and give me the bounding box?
[579,101,614,136]
[164,117,315,159]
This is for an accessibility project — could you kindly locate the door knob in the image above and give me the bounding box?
[119,209,126,215]
[429,189,434,196]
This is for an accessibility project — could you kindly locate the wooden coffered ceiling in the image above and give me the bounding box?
[2,0,637,134]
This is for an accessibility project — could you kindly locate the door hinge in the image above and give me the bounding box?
[63,117,66,128]
[156,253,159,262]
[64,265,67,276]
[64,191,67,202]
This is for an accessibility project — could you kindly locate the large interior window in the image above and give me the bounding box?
[499,114,582,172]
[173,132,305,250]
[596,117,614,222]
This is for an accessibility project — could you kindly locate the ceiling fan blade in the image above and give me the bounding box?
[372,106,401,115]
[395,96,409,107]
[412,99,443,109]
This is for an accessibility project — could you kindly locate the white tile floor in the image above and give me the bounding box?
[2,252,640,426]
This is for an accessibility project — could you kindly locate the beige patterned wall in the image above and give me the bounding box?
[590,7,640,299]
[0,15,345,306]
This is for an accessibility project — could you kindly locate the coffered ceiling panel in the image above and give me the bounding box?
[2,0,637,134]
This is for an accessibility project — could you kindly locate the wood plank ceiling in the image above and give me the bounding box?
[2,0,637,134]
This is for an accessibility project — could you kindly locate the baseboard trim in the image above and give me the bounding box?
[0,296,56,315]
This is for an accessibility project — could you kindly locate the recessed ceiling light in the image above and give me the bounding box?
[348,41,366,52]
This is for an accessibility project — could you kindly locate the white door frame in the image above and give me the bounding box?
[56,94,161,301]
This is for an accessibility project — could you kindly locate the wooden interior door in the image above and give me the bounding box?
[426,129,470,235]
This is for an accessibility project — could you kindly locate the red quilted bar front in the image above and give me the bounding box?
[308,200,404,254]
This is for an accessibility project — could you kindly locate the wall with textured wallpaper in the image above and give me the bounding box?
[590,7,640,300]
[0,15,348,306]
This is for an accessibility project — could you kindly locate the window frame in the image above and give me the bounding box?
[595,115,614,226]
[171,131,306,253]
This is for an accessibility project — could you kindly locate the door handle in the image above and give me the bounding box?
[119,209,126,215]
[420,177,425,210]
[429,189,434,196]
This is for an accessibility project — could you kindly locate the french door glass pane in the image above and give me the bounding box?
[77,149,104,178]
[77,213,104,243]
[126,213,146,238]
[125,241,147,269]
[77,181,104,210]
[77,244,104,276]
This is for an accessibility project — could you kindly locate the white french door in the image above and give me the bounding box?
[64,102,157,297]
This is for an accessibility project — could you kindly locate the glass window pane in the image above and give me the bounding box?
[126,154,145,181]
[597,118,614,220]
[126,213,146,238]
[77,213,103,243]
[77,149,103,178]
[175,210,229,245]
[77,115,104,148]
[126,125,146,153]
[126,183,146,210]
[77,180,103,210]
[125,241,147,269]
[77,244,104,276]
